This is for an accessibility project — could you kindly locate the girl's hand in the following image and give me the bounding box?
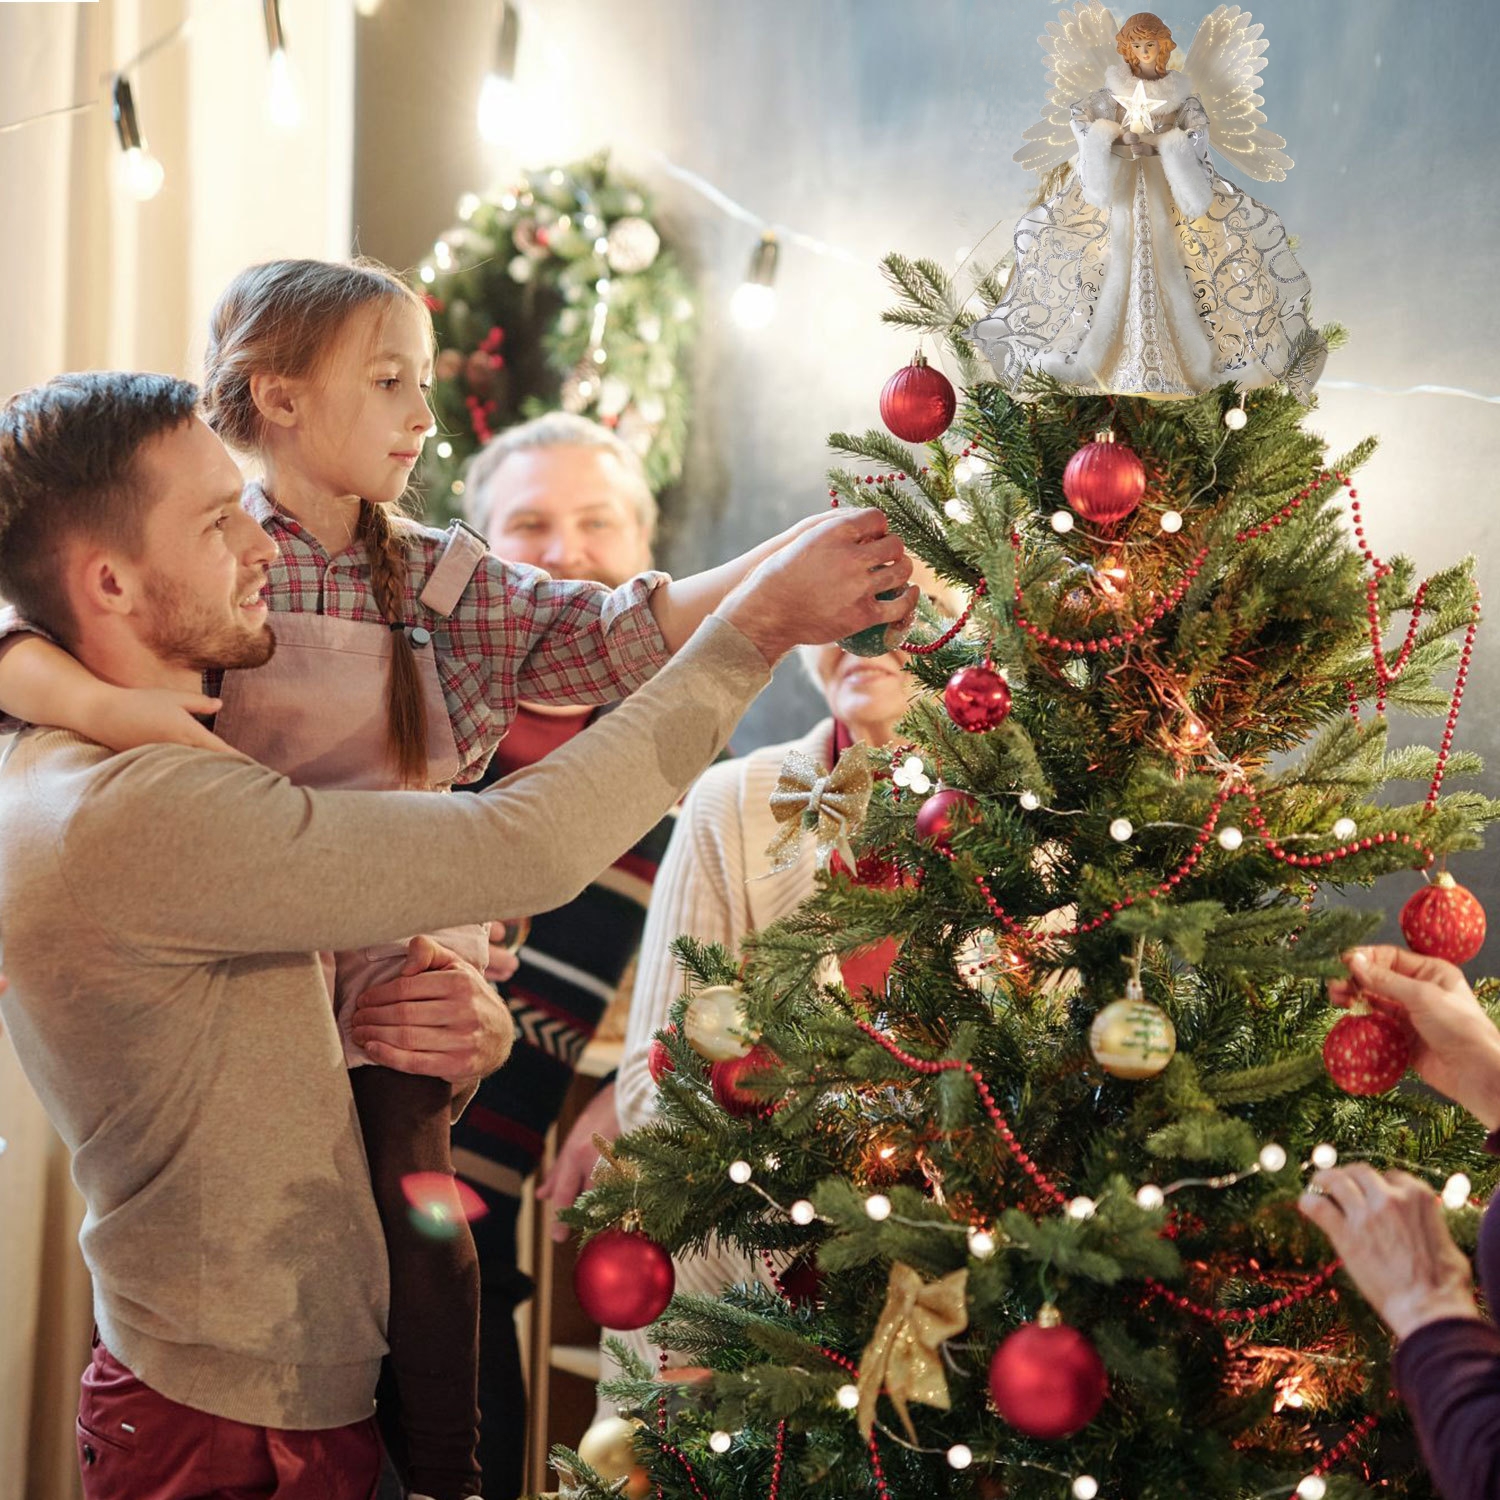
[88,685,236,755]
[1299,1164,1480,1338]
[1331,946,1500,1128]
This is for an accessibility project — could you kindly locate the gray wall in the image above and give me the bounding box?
[355,0,1500,957]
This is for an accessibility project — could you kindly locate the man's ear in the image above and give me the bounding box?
[249,370,300,431]
[72,546,139,625]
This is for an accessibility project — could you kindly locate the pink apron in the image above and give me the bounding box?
[213,524,491,1066]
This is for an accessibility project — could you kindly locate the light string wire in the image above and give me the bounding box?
[0,17,192,137]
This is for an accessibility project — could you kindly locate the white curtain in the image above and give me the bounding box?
[0,3,353,1495]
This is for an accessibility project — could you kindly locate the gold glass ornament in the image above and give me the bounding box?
[683,984,757,1062]
[1088,980,1176,1079]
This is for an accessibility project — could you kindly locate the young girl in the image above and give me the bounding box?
[0,257,820,1500]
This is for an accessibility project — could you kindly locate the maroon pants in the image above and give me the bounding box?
[78,1339,382,1500]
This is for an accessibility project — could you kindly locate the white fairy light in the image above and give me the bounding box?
[1160,509,1183,533]
[763,1153,781,1171]
[436,441,453,459]
[865,1193,892,1222]
[457,192,480,220]
[1136,1183,1165,1210]
[1443,1172,1473,1210]
[709,1430,732,1454]
[953,457,977,485]
[1224,406,1249,431]
[1072,1478,1100,1500]
[1067,1196,1096,1221]
[419,265,437,285]
[1295,1477,1326,1500]
[728,1160,753,1185]
[946,1445,973,1470]
[1109,817,1134,842]
[1019,790,1041,811]
[1051,509,1075,534]
[433,239,453,270]
[967,1226,997,1259]
[1217,826,1244,851]
[943,497,972,522]
[1258,1143,1288,1172]
[836,1383,860,1410]
[1311,1143,1338,1170]
[790,1199,816,1226]
[450,480,466,496]
[1332,817,1357,841]
[117,145,166,201]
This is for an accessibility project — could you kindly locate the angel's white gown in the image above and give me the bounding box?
[969,64,1325,401]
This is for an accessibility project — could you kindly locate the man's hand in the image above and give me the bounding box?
[1332,946,1500,1128]
[1299,1163,1481,1339]
[717,508,917,665]
[349,934,516,1081]
[536,1081,620,1241]
[483,919,524,983]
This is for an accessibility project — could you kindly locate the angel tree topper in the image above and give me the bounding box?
[969,5,1326,403]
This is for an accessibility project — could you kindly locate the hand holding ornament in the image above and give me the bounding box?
[1330,947,1500,1129]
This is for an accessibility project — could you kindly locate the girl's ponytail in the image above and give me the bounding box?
[359,498,430,786]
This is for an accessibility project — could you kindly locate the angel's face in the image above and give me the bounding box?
[1125,36,1172,78]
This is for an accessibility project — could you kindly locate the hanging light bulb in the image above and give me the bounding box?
[354,0,384,15]
[477,0,521,145]
[111,76,164,201]
[730,231,779,331]
[263,0,303,130]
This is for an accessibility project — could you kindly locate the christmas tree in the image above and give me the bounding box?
[560,8,1497,1497]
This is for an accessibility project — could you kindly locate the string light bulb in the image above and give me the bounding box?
[864,1193,892,1222]
[708,1430,732,1454]
[730,231,779,330]
[728,1159,753,1185]
[789,1199,815,1225]
[946,1445,973,1470]
[1295,1478,1326,1500]
[1136,1183,1165,1210]
[1443,1172,1473,1210]
[354,0,384,14]
[1311,1143,1338,1170]
[1332,817,1357,841]
[1160,509,1183,533]
[263,0,302,130]
[110,76,164,201]
[1217,825,1244,851]
[1072,1479,1099,1500]
[1258,1142,1287,1172]
[967,1226,997,1259]
[1051,509,1075,533]
[476,1,521,145]
[835,1383,860,1410]
[1067,1196,1096,1220]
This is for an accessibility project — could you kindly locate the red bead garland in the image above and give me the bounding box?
[854,1018,1068,1207]
[901,578,987,656]
[1284,1415,1379,1500]
[1144,1257,1343,1325]
[1010,530,1211,654]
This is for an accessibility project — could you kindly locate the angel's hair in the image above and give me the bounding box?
[1115,12,1174,55]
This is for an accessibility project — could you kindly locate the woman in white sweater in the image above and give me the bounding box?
[600,574,960,1395]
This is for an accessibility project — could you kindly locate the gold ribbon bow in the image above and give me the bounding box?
[856,1263,969,1440]
[765,742,876,874]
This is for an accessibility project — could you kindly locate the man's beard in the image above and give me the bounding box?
[141,569,277,673]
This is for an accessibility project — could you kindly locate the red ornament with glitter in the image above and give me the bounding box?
[710,1044,779,1118]
[944,664,1012,733]
[879,352,956,444]
[1400,873,1487,965]
[1323,1010,1412,1096]
[574,1227,676,1330]
[1062,432,1146,526]
[647,1027,677,1085]
[914,788,980,850]
[988,1307,1108,1439]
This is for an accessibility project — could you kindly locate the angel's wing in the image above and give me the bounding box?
[1181,5,1293,183]
[1013,2,1120,175]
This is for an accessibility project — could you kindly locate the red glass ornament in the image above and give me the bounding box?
[988,1315,1108,1439]
[1062,433,1146,526]
[1323,1010,1412,1096]
[914,788,980,850]
[1401,873,1487,965]
[944,664,1012,733]
[777,1255,823,1309]
[647,1027,677,1085]
[879,352,956,444]
[574,1228,675,1329]
[710,1044,779,1118]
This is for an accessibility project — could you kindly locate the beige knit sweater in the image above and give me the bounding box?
[0,617,770,1431]
[601,720,831,1396]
